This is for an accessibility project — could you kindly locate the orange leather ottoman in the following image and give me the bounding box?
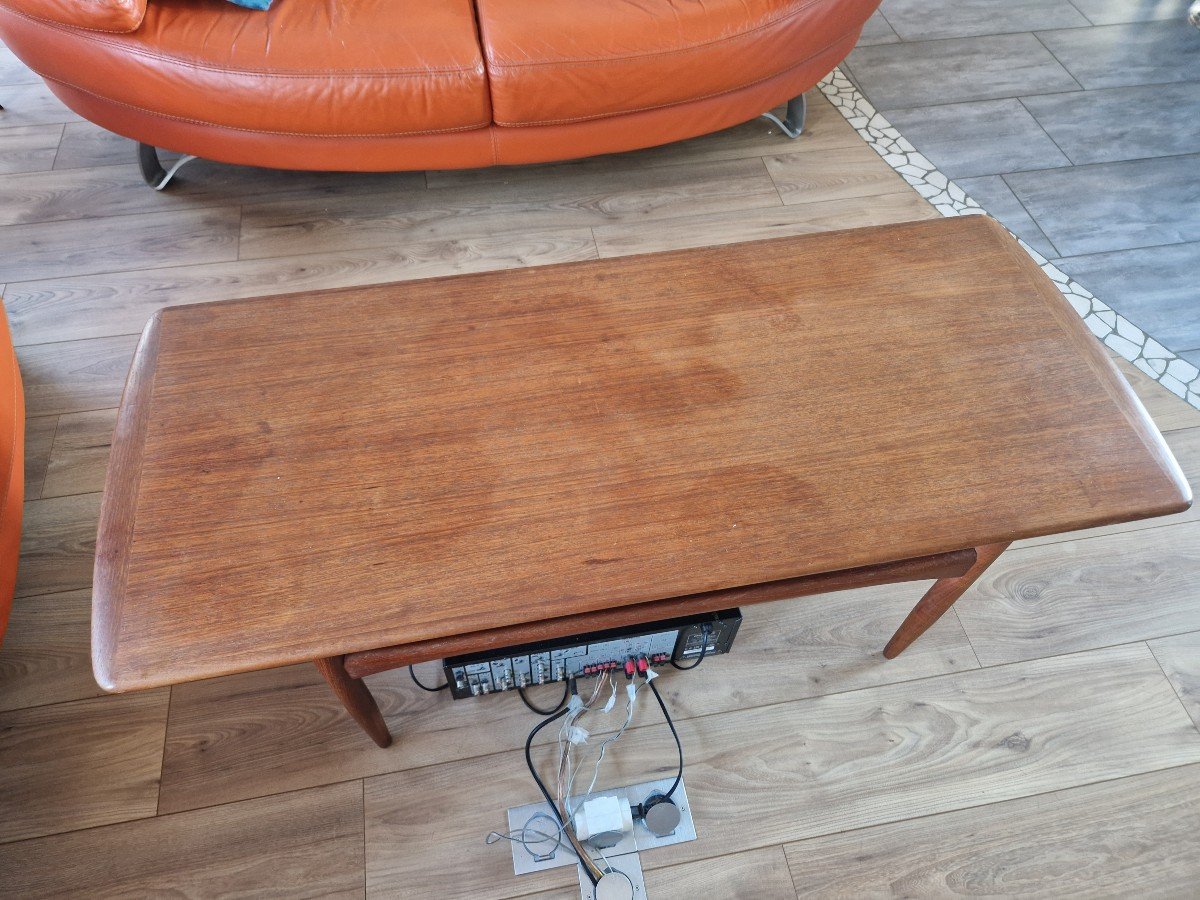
[0,0,879,176]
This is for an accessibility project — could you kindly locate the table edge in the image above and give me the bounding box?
[990,216,1192,512]
[89,217,1195,691]
[92,310,162,693]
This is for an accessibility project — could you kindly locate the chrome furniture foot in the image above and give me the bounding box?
[138,143,197,190]
[761,93,806,138]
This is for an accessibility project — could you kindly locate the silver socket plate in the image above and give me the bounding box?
[502,776,696,877]
[578,850,646,900]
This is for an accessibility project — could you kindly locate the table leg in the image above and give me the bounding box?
[883,542,1011,659]
[315,655,393,748]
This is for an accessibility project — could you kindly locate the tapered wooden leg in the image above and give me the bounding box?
[315,655,393,747]
[884,542,1011,659]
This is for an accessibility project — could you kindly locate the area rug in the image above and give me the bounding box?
[817,67,1200,411]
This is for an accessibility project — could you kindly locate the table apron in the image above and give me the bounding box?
[342,548,978,679]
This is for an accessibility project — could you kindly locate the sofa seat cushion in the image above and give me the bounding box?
[6,0,489,136]
[476,0,879,127]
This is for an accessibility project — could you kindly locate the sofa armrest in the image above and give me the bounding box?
[2,0,147,32]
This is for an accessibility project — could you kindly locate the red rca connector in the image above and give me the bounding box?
[624,658,636,679]
[636,656,649,674]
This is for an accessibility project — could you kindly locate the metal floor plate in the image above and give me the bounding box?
[578,851,645,900]
[502,776,696,877]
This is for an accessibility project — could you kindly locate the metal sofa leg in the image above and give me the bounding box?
[138,143,197,190]
[761,93,806,139]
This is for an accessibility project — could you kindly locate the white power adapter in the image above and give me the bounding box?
[572,794,633,850]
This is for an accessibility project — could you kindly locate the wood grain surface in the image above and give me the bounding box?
[1150,632,1200,730]
[4,229,601,345]
[22,413,55,500]
[94,216,1189,691]
[958,520,1200,666]
[522,845,798,900]
[1016,423,1200,548]
[0,81,83,128]
[0,161,421,229]
[16,334,138,418]
[343,550,977,677]
[363,644,1200,898]
[52,121,136,170]
[1115,357,1200,433]
[765,142,909,205]
[0,780,365,898]
[17,492,100,599]
[0,689,168,843]
[41,407,116,499]
[0,124,61,176]
[237,156,780,260]
[592,189,938,256]
[0,206,239,283]
[157,579,979,814]
[0,588,100,711]
[3,62,1200,894]
[785,763,1200,897]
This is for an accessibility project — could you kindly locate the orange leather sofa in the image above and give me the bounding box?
[0,304,23,647]
[0,0,879,177]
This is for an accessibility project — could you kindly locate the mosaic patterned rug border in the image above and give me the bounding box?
[817,68,1200,411]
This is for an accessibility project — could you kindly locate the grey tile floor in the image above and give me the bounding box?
[848,2,1200,361]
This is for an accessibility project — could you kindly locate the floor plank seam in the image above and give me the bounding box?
[13,330,142,351]
[997,170,1062,257]
[1065,0,1098,27]
[0,777,365,849]
[1005,513,1200,551]
[360,778,368,899]
[949,607,984,669]
[1146,640,1200,734]
[234,205,245,262]
[33,412,59,501]
[960,627,1200,677]
[17,761,1200,872]
[154,639,1193,820]
[1029,32,1087,93]
[486,760,1200,897]
[46,122,64,171]
[154,686,174,817]
[760,153,788,207]
[778,758,1200,850]
[22,485,103,503]
[149,775,370,833]
[782,839,806,899]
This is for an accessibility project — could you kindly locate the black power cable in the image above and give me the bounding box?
[408,665,449,692]
[646,677,685,801]
[518,681,570,716]
[524,693,600,887]
[670,622,712,671]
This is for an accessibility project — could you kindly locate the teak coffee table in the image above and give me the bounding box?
[93,217,1190,747]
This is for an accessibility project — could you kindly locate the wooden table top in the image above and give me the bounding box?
[93,216,1190,691]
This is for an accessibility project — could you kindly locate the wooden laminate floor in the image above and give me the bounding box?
[2,54,1200,898]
